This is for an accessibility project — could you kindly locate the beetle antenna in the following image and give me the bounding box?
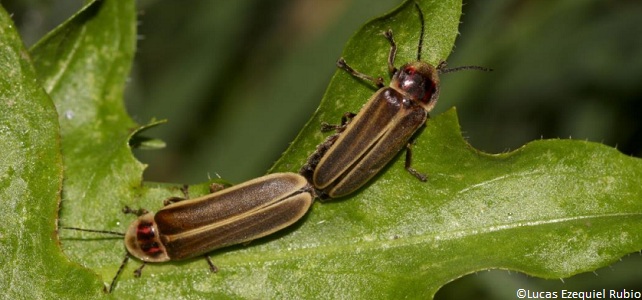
[439,65,493,74]
[60,226,129,293]
[414,2,425,61]
[60,226,125,236]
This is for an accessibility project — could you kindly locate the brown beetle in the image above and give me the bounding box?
[62,172,313,293]
[301,3,489,199]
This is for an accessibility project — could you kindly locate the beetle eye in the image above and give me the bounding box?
[406,66,416,75]
[421,81,437,104]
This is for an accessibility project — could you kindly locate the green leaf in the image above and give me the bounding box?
[0,4,98,299]
[27,0,154,295]
[6,0,641,299]
[30,0,142,221]
[26,0,168,294]
[274,0,642,299]
[285,106,642,298]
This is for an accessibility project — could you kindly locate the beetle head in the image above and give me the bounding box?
[125,212,171,263]
[391,61,440,112]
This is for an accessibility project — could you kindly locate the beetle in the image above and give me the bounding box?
[61,172,314,293]
[300,3,490,199]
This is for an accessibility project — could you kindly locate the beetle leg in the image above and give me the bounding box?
[404,142,428,182]
[208,183,227,193]
[163,183,228,206]
[383,29,398,74]
[340,112,357,126]
[161,184,191,206]
[162,196,186,206]
[300,133,341,184]
[106,254,130,293]
[122,206,148,216]
[179,184,190,198]
[320,122,340,132]
[133,261,147,278]
[204,255,219,273]
[337,58,385,88]
[321,112,356,133]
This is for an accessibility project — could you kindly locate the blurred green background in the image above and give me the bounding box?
[4,0,641,299]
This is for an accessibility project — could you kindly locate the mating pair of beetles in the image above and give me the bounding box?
[63,3,488,293]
